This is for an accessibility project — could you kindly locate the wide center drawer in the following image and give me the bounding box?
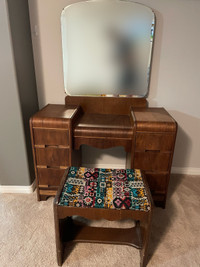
[135,133,175,151]
[33,128,69,146]
[35,147,69,167]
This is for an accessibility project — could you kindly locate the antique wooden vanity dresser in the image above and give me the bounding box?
[30,96,177,208]
[29,0,177,208]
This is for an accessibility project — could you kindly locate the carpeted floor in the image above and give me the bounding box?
[0,174,200,267]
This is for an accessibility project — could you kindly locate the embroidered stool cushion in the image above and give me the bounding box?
[58,167,150,212]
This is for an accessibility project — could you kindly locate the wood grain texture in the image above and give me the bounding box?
[33,128,69,146]
[37,168,66,187]
[35,147,69,167]
[133,107,177,132]
[62,224,142,248]
[30,105,81,200]
[74,113,133,151]
[30,100,177,207]
[145,172,168,194]
[132,107,177,207]
[134,151,171,171]
[31,104,80,128]
[65,96,147,115]
[135,133,174,151]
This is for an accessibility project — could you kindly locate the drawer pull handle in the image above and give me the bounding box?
[45,166,68,169]
[145,149,160,153]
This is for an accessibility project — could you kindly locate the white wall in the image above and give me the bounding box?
[28,0,200,174]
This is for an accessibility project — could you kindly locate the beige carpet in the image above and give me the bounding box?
[0,174,200,267]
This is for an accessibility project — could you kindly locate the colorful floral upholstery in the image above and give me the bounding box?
[58,167,150,212]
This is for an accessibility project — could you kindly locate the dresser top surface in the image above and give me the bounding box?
[32,104,78,120]
[134,108,175,123]
[133,108,177,132]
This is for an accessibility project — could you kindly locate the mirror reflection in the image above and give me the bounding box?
[61,0,155,97]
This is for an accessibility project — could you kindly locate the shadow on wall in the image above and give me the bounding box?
[28,0,46,108]
[169,110,200,169]
[147,9,164,101]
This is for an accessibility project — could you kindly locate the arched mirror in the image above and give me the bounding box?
[61,0,155,97]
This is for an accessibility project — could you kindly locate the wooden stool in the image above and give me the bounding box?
[54,167,153,267]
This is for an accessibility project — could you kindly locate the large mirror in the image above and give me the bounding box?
[61,0,155,97]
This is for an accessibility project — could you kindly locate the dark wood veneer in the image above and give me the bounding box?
[30,97,177,207]
[35,147,69,167]
[135,133,174,151]
[74,112,133,151]
[132,107,177,207]
[33,128,69,146]
[30,104,81,200]
[37,167,66,187]
[65,95,147,114]
[134,151,171,171]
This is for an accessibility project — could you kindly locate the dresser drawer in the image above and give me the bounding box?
[135,133,174,151]
[33,128,69,146]
[37,168,65,186]
[35,147,69,167]
[145,173,168,194]
[134,151,171,171]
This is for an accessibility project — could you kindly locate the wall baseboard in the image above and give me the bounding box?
[171,167,200,175]
[83,163,200,175]
[83,163,126,169]
[0,180,36,194]
[0,166,199,194]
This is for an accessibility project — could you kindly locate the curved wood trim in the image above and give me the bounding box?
[74,137,132,152]
[62,224,142,249]
[57,205,149,221]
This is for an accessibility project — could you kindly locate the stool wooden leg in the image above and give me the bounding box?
[54,204,64,266]
[140,212,152,267]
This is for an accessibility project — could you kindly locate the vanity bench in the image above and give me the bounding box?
[54,166,153,267]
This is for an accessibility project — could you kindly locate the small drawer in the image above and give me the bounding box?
[33,128,69,146]
[134,151,171,171]
[135,133,174,151]
[35,147,69,167]
[145,173,168,194]
[37,168,65,186]
[39,188,58,197]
